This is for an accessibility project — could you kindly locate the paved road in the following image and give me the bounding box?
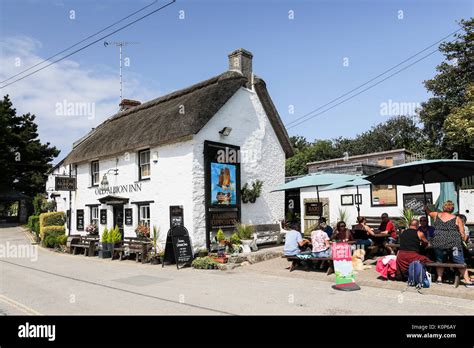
[1,226,473,315]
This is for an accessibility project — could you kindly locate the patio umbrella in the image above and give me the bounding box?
[365,159,474,208]
[272,173,360,217]
[435,182,459,214]
[320,176,371,218]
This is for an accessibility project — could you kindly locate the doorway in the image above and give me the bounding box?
[113,205,124,239]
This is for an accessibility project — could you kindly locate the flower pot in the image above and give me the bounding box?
[100,242,109,251]
[249,197,257,203]
[242,197,249,203]
[240,239,254,253]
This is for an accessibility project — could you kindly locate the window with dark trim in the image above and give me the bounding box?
[370,184,398,207]
[91,161,99,186]
[138,149,150,180]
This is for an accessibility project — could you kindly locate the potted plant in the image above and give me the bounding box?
[197,247,209,258]
[241,180,263,203]
[108,225,122,255]
[135,223,150,239]
[99,227,111,258]
[148,226,162,265]
[85,223,98,236]
[158,250,165,264]
[235,223,255,253]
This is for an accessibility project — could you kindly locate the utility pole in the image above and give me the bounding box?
[104,41,139,102]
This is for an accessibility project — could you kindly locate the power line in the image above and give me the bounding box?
[0,0,176,89]
[285,27,462,128]
[286,47,442,130]
[0,0,159,84]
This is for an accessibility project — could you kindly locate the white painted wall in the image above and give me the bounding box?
[459,189,474,224]
[192,87,286,243]
[300,183,441,228]
[48,87,286,251]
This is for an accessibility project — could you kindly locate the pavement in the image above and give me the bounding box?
[1,225,473,315]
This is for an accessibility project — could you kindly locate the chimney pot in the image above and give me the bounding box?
[228,48,253,89]
[119,99,141,111]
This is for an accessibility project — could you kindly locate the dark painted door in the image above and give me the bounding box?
[113,205,124,239]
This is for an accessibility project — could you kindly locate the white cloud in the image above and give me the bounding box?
[0,35,159,162]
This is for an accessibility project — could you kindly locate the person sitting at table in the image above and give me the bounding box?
[395,218,432,281]
[310,224,331,258]
[318,217,334,239]
[418,216,435,241]
[283,221,310,256]
[331,221,354,242]
[377,213,397,254]
[352,216,375,247]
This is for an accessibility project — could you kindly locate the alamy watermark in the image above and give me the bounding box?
[0,242,38,262]
[380,99,421,117]
[55,99,95,119]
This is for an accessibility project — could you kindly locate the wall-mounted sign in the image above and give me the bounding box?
[204,141,241,250]
[305,202,322,216]
[170,205,184,228]
[55,176,76,191]
[209,210,239,229]
[341,194,354,206]
[94,183,142,196]
[403,192,433,215]
[124,208,133,226]
[100,209,107,225]
[76,209,84,230]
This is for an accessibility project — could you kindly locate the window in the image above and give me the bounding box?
[139,149,150,180]
[377,157,393,167]
[90,206,99,225]
[139,205,150,226]
[371,185,397,206]
[91,161,99,186]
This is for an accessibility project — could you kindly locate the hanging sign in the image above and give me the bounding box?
[55,176,76,191]
[331,242,360,291]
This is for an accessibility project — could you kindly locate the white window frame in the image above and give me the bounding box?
[90,206,99,225]
[91,161,100,186]
[139,205,150,226]
[139,149,151,180]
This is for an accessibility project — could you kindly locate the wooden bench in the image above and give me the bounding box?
[111,237,151,263]
[70,236,98,256]
[282,255,334,274]
[254,223,284,247]
[425,262,466,288]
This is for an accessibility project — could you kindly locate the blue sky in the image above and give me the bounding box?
[0,0,472,162]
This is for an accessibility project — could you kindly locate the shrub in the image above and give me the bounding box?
[57,234,68,246]
[101,228,109,243]
[33,194,47,215]
[230,232,241,245]
[44,235,58,248]
[110,225,122,243]
[191,256,219,270]
[39,212,65,240]
[28,215,40,234]
[234,223,255,240]
[43,226,66,237]
[216,229,226,242]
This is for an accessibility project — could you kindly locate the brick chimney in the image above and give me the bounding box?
[228,48,253,89]
[119,99,141,111]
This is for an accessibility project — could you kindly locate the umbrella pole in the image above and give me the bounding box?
[356,185,360,218]
[316,185,321,219]
[422,168,428,219]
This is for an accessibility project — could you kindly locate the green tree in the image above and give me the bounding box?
[0,95,60,197]
[419,18,473,159]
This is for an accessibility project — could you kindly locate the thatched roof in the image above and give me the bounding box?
[63,70,293,165]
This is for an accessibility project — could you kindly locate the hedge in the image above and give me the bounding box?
[41,226,66,248]
[27,215,40,236]
[39,212,65,240]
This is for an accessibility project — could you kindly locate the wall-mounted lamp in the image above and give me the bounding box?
[219,127,232,136]
[99,169,119,192]
[152,151,159,163]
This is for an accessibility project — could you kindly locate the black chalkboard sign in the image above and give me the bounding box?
[170,205,184,228]
[124,208,133,225]
[403,192,433,215]
[76,209,84,230]
[100,209,107,225]
[163,226,193,269]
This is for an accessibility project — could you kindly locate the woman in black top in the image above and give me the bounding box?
[395,219,432,280]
